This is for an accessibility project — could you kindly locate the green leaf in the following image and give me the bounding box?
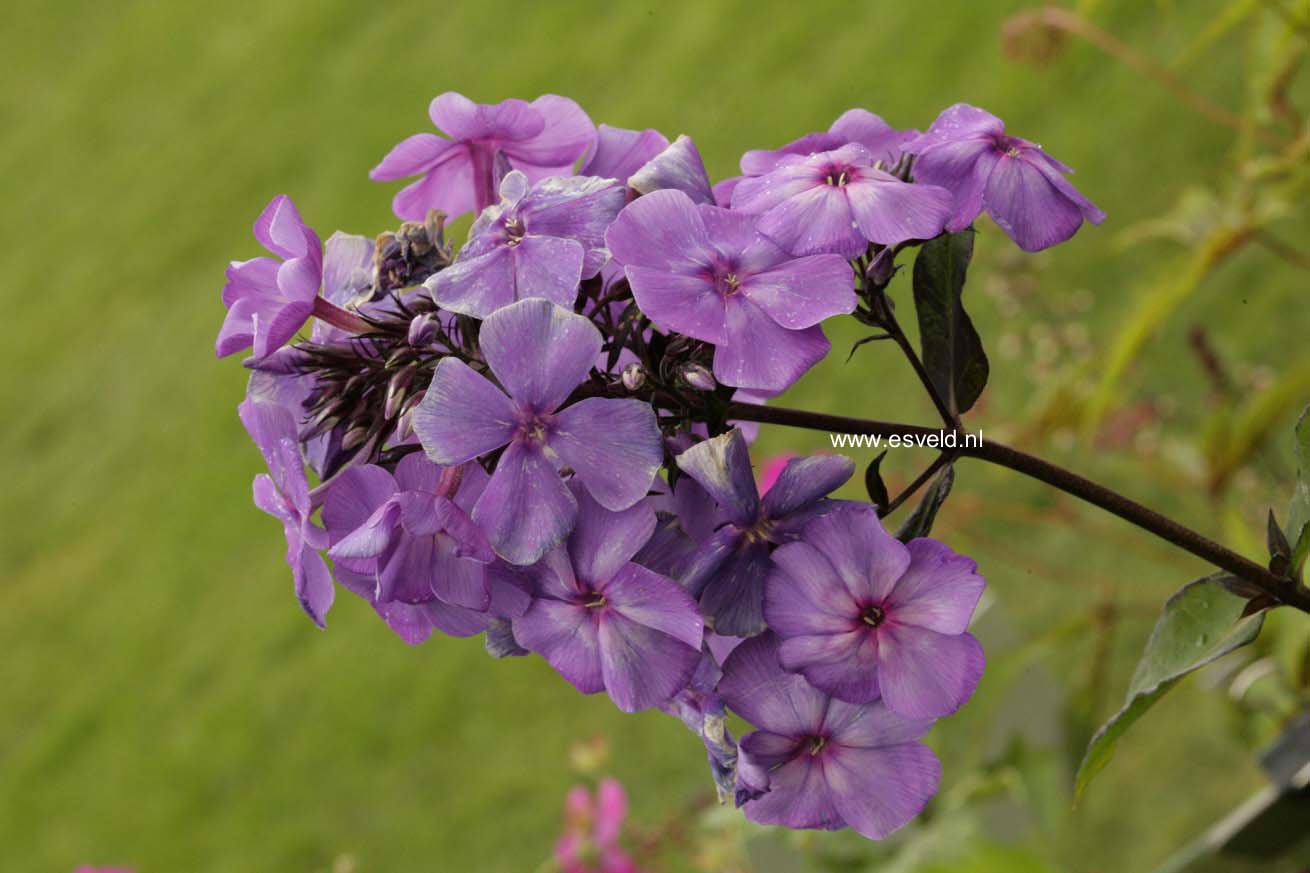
[896,463,954,541]
[1075,573,1265,801]
[864,450,890,510]
[912,229,989,415]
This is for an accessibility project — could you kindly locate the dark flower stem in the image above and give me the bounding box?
[727,401,1310,614]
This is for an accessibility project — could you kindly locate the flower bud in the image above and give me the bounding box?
[407,313,438,347]
[384,363,418,419]
[621,362,646,392]
[681,363,716,392]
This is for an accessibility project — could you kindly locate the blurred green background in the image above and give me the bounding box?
[5,0,1309,871]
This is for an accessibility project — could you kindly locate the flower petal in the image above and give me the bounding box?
[825,742,940,840]
[623,265,727,343]
[294,545,336,627]
[253,194,312,260]
[741,743,844,831]
[503,94,596,171]
[568,487,657,585]
[605,188,714,270]
[764,541,857,635]
[474,441,576,565]
[740,254,855,329]
[719,632,828,734]
[429,92,541,142]
[603,562,704,649]
[673,429,760,527]
[715,299,829,392]
[426,246,517,318]
[390,148,476,221]
[984,154,1088,252]
[369,132,459,181]
[885,538,984,635]
[412,358,516,464]
[846,174,953,246]
[514,597,604,694]
[628,135,715,205]
[598,610,701,711]
[798,505,909,603]
[478,298,601,412]
[551,398,663,511]
[878,625,985,719]
[778,630,880,704]
[582,124,670,182]
[909,138,997,231]
[760,454,855,520]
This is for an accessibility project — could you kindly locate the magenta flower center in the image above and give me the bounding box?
[859,604,886,627]
[516,411,554,445]
[824,168,851,187]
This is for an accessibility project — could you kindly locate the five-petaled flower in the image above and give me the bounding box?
[370,91,596,221]
[216,195,323,362]
[731,143,954,258]
[764,504,985,718]
[909,103,1105,252]
[412,299,663,565]
[606,189,857,392]
[514,486,704,712]
[426,170,625,318]
[674,429,855,635]
[719,633,941,840]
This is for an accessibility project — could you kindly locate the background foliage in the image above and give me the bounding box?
[3,1,1308,870]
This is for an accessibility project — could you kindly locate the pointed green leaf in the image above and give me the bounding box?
[1075,573,1265,800]
[912,229,990,415]
[864,450,890,510]
[896,464,954,541]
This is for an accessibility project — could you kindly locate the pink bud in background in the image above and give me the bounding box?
[554,778,637,873]
[755,452,798,495]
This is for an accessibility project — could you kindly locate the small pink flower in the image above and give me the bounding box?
[554,778,637,873]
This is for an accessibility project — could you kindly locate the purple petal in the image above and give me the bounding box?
[911,103,1005,151]
[605,188,714,270]
[321,465,397,542]
[390,149,476,221]
[514,598,604,694]
[628,135,715,205]
[799,505,908,603]
[718,633,828,734]
[253,194,312,260]
[739,254,855,329]
[731,160,822,213]
[551,398,662,511]
[909,138,998,231]
[739,131,845,176]
[823,697,935,748]
[429,92,542,142]
[474,440,576,565]
[828,109,918,164]
[426,246,516,317]
[412,358,516,464]
[328,499,401,562]
[741,742,844,830]
[582,124,670,182]
[763,541,857,635]
[623,265,726,343]
[369,133,459,181]
[598,610,701,711]
[502,94,596,171]
[778,630,881,704]
[846,174,953,246]
[478,298,601,412]
[715,299,829,392]
[1025,147,1106,223]
[518,175,627,275]
[568,487,657,584]
[885,538,984,635]
[423,598,493,638]
[878,625,985,719]
[294,545,336,627]
[603,563,704,649]
[983,154,1089,252]
[673,429,760,527]
[825,742,940,840]
[427,538,492,610]
[697,204,763,254]
[760,454,855,520]
[757,185,866,258]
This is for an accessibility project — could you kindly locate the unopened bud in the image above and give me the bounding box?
[342,425,371,452]
[621,362,646,392]
[407,313,438,347]
[682,363,716,392]
[384,363,418,419]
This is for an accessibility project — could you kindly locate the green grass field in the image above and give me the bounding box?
[4,1,1305,870]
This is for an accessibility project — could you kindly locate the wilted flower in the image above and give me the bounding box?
[732,143,953,258]
[426,170,625,318]
[674,429,854,635]
[216,195,322,362]
[719,633,941,840]
[909,103,1105,252]
[514,487,703,712]
[370,91,596,220]
[413,299,662,564]
[764,504,985,717]
[606,189,856,392]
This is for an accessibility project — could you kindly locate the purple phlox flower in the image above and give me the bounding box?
[764,504,985,718]
[719,633,941,840]
[370,92,597,221]
[673,428,855,636]
[555,778,636,873]
[413,298,663,565]
[605,189,856,392]
[732,143,954,258]
[581,123,670,187]
[426,170,625,318]
[740,108,920,177]
[628,135,715,205]
[239,396,334,626]
[908,103,1105,252]
[514,486,704,712]
[217,195,323,361]
[321,456,532,644]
